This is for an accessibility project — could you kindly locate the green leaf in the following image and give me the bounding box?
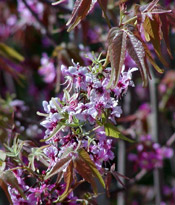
[40,123,65,142]
[0,150,6,171]
[104,122,134,143]
[78,148,105,188]
[143,15,168,67]
[0,43,24,62]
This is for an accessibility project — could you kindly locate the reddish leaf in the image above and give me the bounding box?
[78,148,105,188]
[159,14,173,58]
[0,179,13,204]
[141,0,159,13]
[0,170,26,200]
[66,0,97,32]
[44,155,72,180]
[134,31,164,74]
[74,157,97,194]
[107,27,127,88]
[126,32,149,87]
[59,161,73,201]
[140,0,171,15]
[56,171,63,184]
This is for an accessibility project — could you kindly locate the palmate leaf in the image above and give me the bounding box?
[107,26,152,87]
[66,0,97,32]
[107,27,127,88]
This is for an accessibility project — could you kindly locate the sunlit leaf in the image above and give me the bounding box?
[143,15,168,67]
[52,0,67,5]
[74,157,97,194]
[104,122,134,142]
[134,31,164,74]
[66,0,97,32]
[126,32,149,87]
[40,123,65,142]
[78,148,105,188]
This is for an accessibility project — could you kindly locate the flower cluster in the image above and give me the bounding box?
[41,61,137,170]
[128,135,173,170]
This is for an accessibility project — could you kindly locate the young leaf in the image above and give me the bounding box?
[40,123,65,142]
[107,27,127,88]
[74,157,97,194]
[126,32,149,87]
[66,0,97,32]
[78,148,105,188]
[143,15,168,67]
[0,179,13,204]
[59,161,73,201]
[133,31,164,74]
[44,155,72,180]
[159,14,173,58]
[104,122,134,143]
[0,170,26,200]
